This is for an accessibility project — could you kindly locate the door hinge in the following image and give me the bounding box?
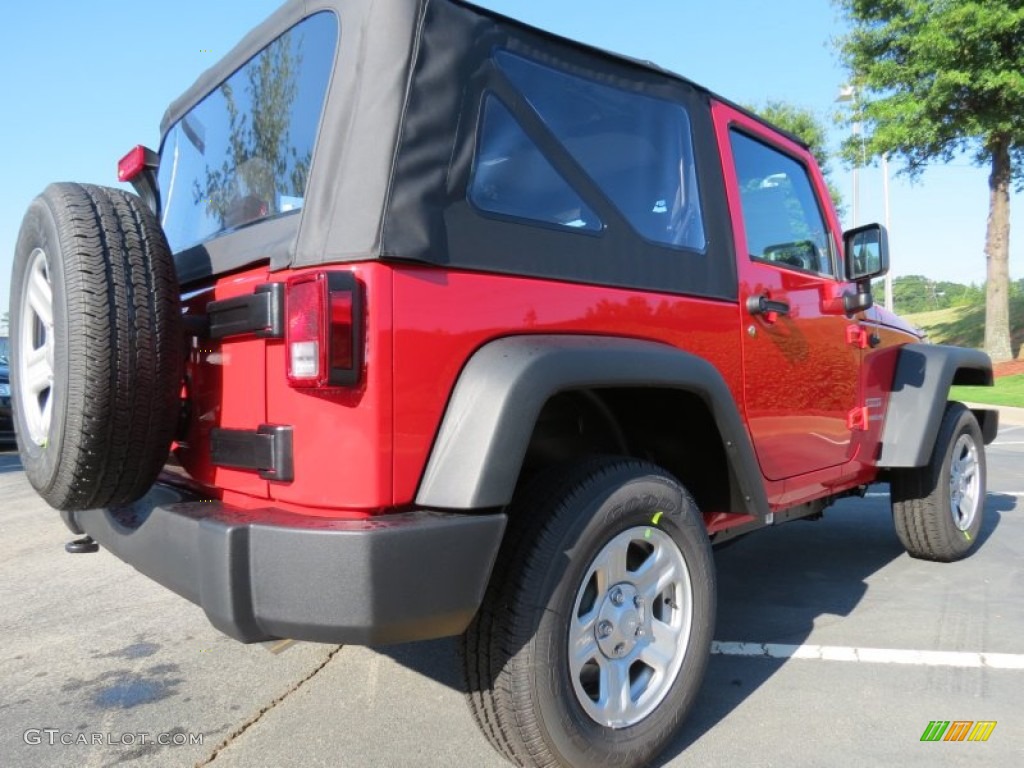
[846,324,869,349]
[847,406,870,431]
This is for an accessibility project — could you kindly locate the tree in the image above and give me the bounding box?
[194,26,311,228]
[747,101,845,216]
[835,0,1024,361]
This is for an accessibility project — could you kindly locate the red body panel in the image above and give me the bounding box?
[265,263,394,513]
[712,101,863,487]
[389,267,743,506]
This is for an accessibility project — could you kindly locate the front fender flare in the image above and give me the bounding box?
[879,343,996,467]
[415,335,769,518]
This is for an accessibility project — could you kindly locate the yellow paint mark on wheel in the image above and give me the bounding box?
[651,511,663,526]
[964,531,972,541]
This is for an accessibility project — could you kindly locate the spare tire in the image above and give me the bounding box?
[9,182,182,511]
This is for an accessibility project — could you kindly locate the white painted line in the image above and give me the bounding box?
[867,491,1022,499]
[992,441,1024,446]
[711,642,1024,670]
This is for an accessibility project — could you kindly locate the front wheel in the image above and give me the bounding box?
[891,402,986,562]
[462,458,715,768]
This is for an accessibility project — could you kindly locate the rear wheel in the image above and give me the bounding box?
[462,458,715,768]
[891,402,986,562]
[9,183,182,511]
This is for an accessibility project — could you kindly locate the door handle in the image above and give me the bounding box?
[746,294,790,317]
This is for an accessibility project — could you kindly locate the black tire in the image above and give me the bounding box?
[462,458,715,768]
[891,402,986,562]
[9,183,182,511]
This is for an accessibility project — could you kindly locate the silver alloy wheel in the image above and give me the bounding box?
[569,526,693,728]
[18,248,55,446]
[949,433,981,531]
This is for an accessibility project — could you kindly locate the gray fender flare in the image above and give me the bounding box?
[415,335,769,519]
[879,343,997,467]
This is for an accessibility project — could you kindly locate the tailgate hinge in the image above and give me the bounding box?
[199,283,285,340]
[211,425,294,482]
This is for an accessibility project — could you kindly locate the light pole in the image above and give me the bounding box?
[882,153,893,311]
[836,85,860,226]
[836,84,893,311]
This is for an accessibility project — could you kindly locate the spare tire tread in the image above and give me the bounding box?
[101,186,182,501]
[12,182,181,510]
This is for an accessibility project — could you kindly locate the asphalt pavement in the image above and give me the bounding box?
[1,426,1022,768]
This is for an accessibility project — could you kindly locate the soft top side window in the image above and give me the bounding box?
[469,96,603,232]
[486,51,706,251]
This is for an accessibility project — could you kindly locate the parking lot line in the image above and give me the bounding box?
[711,642,1024,669]
[864,490,1024,498]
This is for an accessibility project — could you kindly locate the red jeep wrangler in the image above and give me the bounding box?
[9,1,996,765]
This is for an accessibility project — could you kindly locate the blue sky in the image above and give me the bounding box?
[0,0,1018,327]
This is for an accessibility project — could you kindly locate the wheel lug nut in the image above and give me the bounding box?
[633,595,644,608]
[610,588,624,606]
[635,626,645,638]
[597,620,613,639]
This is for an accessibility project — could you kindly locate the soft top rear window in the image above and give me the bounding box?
[158,12,337,254]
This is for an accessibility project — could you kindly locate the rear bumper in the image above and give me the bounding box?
[69,483,506,645]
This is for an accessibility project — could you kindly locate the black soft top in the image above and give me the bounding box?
[166,0,789,299]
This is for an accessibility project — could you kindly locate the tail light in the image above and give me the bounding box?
[286,272,363,388]
[117,145,160,214]
[117,145,156,182]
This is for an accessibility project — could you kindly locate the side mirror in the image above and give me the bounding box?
[844,223,889,282]
[842,223,889,314]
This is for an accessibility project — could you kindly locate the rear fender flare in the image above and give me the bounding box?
[414,335,769,519]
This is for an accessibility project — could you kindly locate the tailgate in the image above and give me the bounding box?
[174,266,270,499]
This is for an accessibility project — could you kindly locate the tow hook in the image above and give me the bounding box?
[65,536,99,554]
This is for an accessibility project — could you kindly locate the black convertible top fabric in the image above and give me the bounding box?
[161,0,796,299]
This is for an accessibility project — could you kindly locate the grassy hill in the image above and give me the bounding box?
[902,294,1024,352]
[903,296,1024,407]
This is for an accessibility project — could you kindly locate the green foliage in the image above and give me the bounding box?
[835,0,1024,179]
[746,100,845,214]
[836,0,1024,361]
[883,274,984,314]
[950,374,1024,408]
[194,27,311,226]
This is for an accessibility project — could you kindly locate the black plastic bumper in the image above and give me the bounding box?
[69,483,506,645]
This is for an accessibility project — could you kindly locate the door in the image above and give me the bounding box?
[713,104,861,481]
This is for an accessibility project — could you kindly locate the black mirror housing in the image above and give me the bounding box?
[843,223,890,282]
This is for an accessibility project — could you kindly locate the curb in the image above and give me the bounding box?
[962,402,1024,427]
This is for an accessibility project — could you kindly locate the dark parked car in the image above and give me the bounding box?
[0,345,13,442]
